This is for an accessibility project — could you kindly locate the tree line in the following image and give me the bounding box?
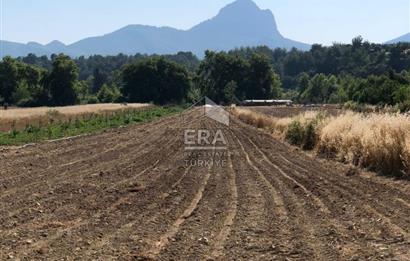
[0,52,199,106]
[230,37,410,87]
[292,71,410,109]
[1,37,409,109]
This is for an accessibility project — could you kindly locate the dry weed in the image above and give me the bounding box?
[233,107,410,176]
[0,103,150,132]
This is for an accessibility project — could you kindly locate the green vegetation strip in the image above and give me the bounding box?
[0,106,184,146]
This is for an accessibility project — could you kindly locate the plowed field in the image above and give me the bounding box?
[1,108,409,260]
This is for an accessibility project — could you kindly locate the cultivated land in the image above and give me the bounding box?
[0,108,409,260]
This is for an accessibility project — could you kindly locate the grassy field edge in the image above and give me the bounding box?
[0,106,184,146]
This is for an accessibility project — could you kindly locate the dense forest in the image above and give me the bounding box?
[0,37,409,110]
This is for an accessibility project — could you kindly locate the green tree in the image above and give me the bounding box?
[297,73,310,94]
[18,63,49,106]
[92,68,106,93]
[122,57,191,104]
[223,81,238,104]
[197,51,282,103]
[0,57,19,103]
[301,74,328,103]
[48,54,79,106]
[187,85,202,104]
[394,85,410,104]
[97,84,121,103]
[352,36,364,50]
[76,81,91,103]
[248,54,282,99]
[11,80,31,106]
[197,51,248,103]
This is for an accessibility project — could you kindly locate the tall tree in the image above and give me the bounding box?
[197,51,249,102]
[92,68,106,93]
[0,57,19,104]
[248,54,282,99]
[197,51,282,102]
[122,57,191,104]
[48,54,79,106]
[301,74,328,103]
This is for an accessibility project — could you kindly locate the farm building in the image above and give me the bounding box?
[242,100,293,106]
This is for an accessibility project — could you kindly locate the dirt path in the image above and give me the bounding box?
[0,109,409,260]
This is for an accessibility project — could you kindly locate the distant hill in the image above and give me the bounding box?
[386,33,410,44]
[0,0,310,58]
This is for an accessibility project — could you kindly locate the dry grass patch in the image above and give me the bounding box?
[231,107,323,138]
[232,107,410,177]
[318,112,410,176]
[0,103,151,132]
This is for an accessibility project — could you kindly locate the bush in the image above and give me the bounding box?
[343,101,360,111]
[303,121,317,150]
[25,124,40,134]
[97,84,121,103]
[343,101,378,113]
[9,129,19,138]
[285,120,304,146]
[285,119,318,150]
[87,96,99,104]
[16,98,36,107]
[397,100,410,113]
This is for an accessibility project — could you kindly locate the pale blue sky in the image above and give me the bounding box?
[1,0,409,45]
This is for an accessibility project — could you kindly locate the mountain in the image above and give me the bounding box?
[45,40,68,54]
[187,0,309,54]
[386,33,410,44]
[0,0,310,58]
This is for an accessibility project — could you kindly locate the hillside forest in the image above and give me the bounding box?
[1,37,409,110]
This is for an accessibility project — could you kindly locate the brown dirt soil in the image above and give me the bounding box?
[0,108,409,260]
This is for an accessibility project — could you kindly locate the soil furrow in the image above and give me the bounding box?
[232,117,410,259]
[206,151,238,260]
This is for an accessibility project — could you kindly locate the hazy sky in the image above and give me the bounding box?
[1,0,409,45]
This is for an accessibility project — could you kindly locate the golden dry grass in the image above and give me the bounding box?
[232,107,410,176]
[232,108,319,137]
[0,103,151,132]
[318,112,410,175]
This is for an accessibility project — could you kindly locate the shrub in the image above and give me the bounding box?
[343,101,360,111]
[9,129,19,138]
[16,98,36,108]
[87,96,99,104]
[97,84,121,103]
[46,109,62,122]
[25,124,40,134]
[285,120,304,146]
[303,121,317,150]
[397,100,410,113]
